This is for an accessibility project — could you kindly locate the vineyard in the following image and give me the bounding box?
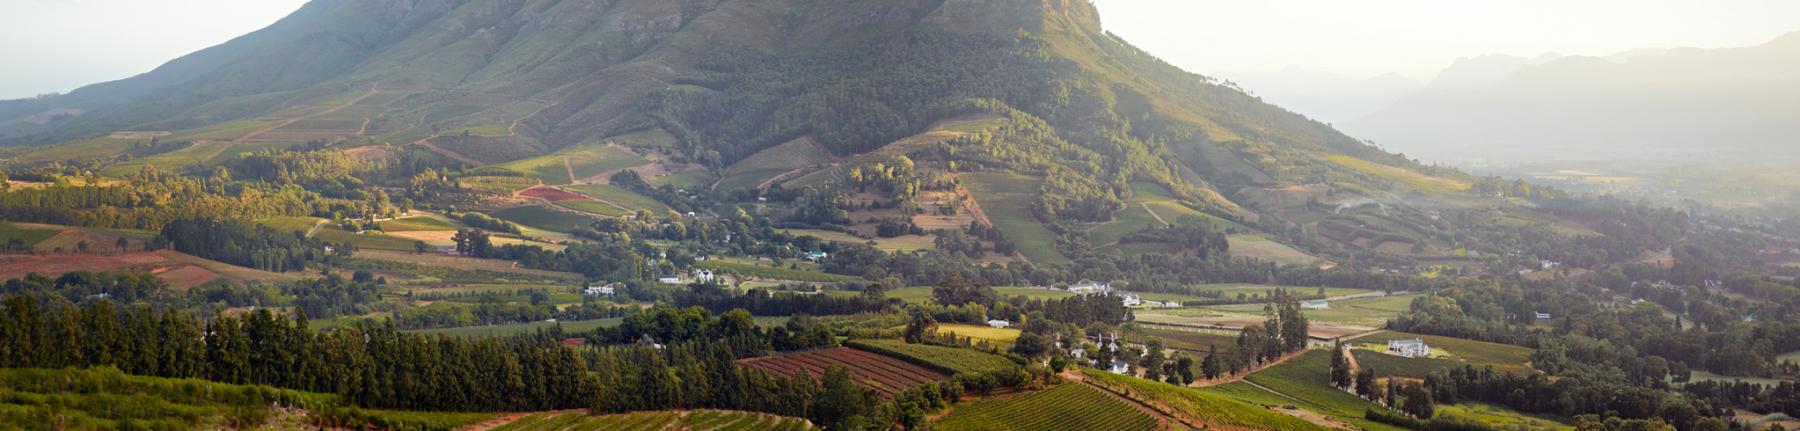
[736,347,948,397]
[933,383,1159,431]
[491,410,815,431]
[845,339,1018,375]
[1079,368,1328,431]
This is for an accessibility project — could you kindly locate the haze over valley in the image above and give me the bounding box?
[1,1,1799,430]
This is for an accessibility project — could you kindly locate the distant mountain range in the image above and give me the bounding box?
[1344,32,1800,162]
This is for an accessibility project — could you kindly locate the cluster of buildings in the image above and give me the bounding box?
[1064,280,1173,308]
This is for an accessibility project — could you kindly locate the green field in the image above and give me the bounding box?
[694,259,861,283]
[0,367,491,430]
[846,339,1018,375]
[1243,350,1407,431]
[1778,350,1800,365]
[1080,368,1328,431]
[1351,348,1466,379]
[718,137,833,191]
[493,205,597,232]
[557,199,632,217]
[567,183,671,213]
[1228,234,1323,266]
[15,136,138,162]
[493,143,649,185]
[934,383,1158,431]
[1355,331,1536,376]
[313,225,423,251]
[494,409,815,431]
[458,175,539,194]
[1124,327,1238,355]
[379,216,459,232]
[0,222,61,249]
[961,172,1065,265]
[1434,403,1572,431]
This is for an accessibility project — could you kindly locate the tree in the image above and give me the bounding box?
[813,366,874,430]
[1398,381,1434,419]
[414,240,429,254]
[931,272,995,307]
[1201,345,1222,380]
[1141,338,1166,382]
[903,306,938,344]
[1354,368,1379,400]
[1330,340,1351,388]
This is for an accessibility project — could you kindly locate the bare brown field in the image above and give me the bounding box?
[0,250,291,290]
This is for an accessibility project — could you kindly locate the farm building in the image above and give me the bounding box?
[1534,312,1552,320]
[805,250,829,261]
[1068,280,1110,294]
[658,275,683,284]
[1119,293,1141,307]
[1108,359,1132,375]
[585,283,617,297]
[1301,300,1329,309]
[1387,338,1430,358]
[693,269,714,283]
[987,319,1011,328]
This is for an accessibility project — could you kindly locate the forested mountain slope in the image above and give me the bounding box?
[1,0,1529,264]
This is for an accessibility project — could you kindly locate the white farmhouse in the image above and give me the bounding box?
[585,283,617,297]
[657,275,683,284]
[1108,359,1132,375]
[1119,293,1142,307]
[986,319,1011,329]
[693,269,715,283]
[1068,280,1110,294]
[1534,312,1552,320]
[1387,338,1430,358]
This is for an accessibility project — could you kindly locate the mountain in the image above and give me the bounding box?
[1347,32,1800,163]
[1,0,1492,263]
[1224,66,1422,125]
[1421,54,1534,91]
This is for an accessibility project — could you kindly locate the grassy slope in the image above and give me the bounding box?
[961,172,1065,265]
[1242,350,1408,431]
[493,143,649,185]
[0,367,491,430]
[567,183,671,213]
[1080,368,1327,431]
[718,136,832,191]
[1355,331,1536,376]
[492,206,596,232]
[0,222,61,248]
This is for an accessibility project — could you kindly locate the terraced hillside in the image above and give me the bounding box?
[736,347,950,397]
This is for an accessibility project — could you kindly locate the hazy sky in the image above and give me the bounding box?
[0,0,307,100]
[1093,0,1800,81]
[3,0,1798,99]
